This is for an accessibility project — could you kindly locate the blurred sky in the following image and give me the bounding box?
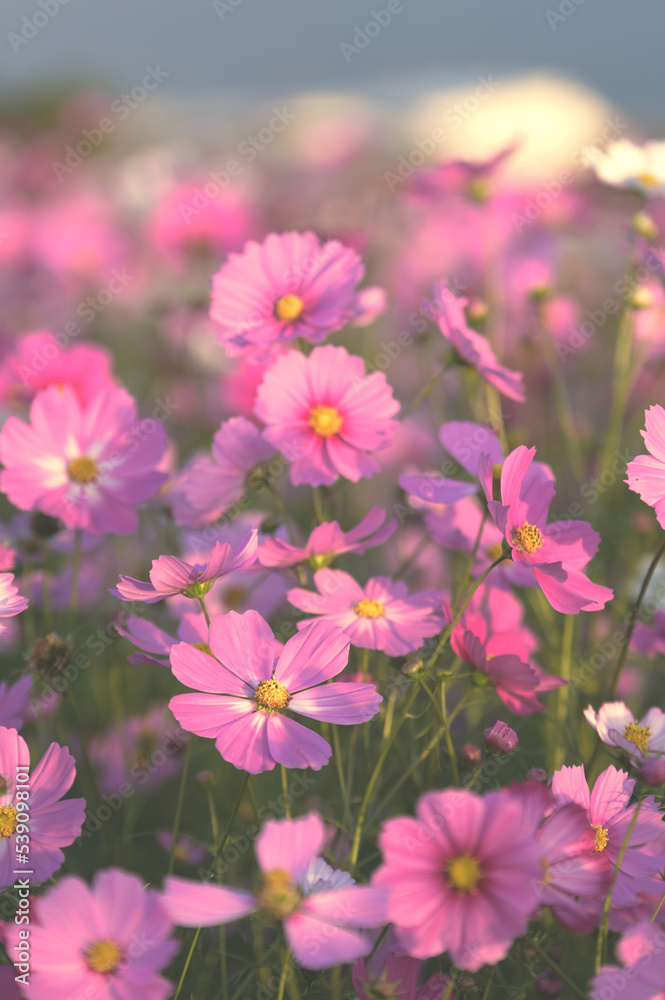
[1,0,664,124]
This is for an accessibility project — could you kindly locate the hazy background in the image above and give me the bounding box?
[1,0,664,125]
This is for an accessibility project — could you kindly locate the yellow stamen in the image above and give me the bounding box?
[354,599,385,619]
[274,294,305,323]
[67,456,98,483]
[255,678,291,713]
[592,824,609,852]
[193,642,213,656]
[445,853,482,894]
[540,857,552,886]
[637,172,660,188]
[85,939,122,974]
[308,405,343,438]
[259,868,301,919]
[512,522,543,554]
[622,722,651,756]
[0,805,17,838]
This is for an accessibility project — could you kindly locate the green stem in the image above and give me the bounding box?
[368,727,442,825]
[441,972,457,1000]
[172,927,202,1000]
[465,753,489,790]
[270,486,297,545]
[312,487,325,525]
[276,949,291,1000]
[453,509,488,609]
[67,688,113,860]
[536,302,585,484]
[608,538,665,700]
[528,938,587,1000]
[280,764,291,819]
[331,725,352,830]
[168,734,193,875]
[596,798,644,971]
[554,615,574,770]
[600,305,635,476]
[404,364,449,416]
[69,528,82,631]
[198,595,211,627]
[440,682,459,787]
[423,555,509,674]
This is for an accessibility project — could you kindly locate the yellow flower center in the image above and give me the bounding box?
[622,722,651,756]
[511,522,543,554]
[274,294,305,323]
[193,642,213,656]
[592,824,609,852]
[223,586,247,609]
[354,599,385,619]
[445,853,483,894]
[308,405,344,438]
[486,542,504,561]
[67,456,98,483]
[254,679,291,713]
[259,868,301,919]
[85,939,123,974]
[0,805,17,838]
[637,172,660,188]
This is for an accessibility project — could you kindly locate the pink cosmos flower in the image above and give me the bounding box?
[116,611,208,665]
[627,405,665,527]
[88,707,188,796]
[163,812,387,969]
[592,921,665,1000]
[253,345,400,487]
[552,764,665,911]
[112,528,258,603]
[0,385,168,535]
[480,444,614,613]
[258,506,396,570]
[174,416,275,526]
[0,574,28,634]
[372,787,542,971]
[8,867,177,1000]
[169,610,381,773]
[209,230,383,357]
[287,569,444,657]
[584,702,665,763]
[507,781,611,933]
[428,281,526,402]
[451,606,564,715]
[353,930,452,1000]
[2,330,117,409]
[0,726,86,887]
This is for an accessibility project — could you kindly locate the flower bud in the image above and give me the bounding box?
[401,655,424,677]
[526,767,548,784]
[483,721,519,756]
[632,210,658,241]
[195,770,216,789]
[456,975,475,991]
[28,633,71,679]
[640,757,665,786]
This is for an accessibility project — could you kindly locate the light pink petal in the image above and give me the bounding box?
[163,876,256,926]
[265,713,331,770]
[255,813,326,879]
[284,912,372,970]
[208,609,275,687]
[274,619,350,691]
[289,682,381,724]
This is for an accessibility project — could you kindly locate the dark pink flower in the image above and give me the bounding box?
[169,610,381,773]
[258,506,396,569]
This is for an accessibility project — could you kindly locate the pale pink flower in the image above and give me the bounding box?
[253,345,400,487]
[584,702,665,763]
[627,405,665,527]
[0,574,28,635]
[259,506,396,569]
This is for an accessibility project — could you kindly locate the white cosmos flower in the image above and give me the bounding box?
[584,701,665,761]
[591,139,665,196]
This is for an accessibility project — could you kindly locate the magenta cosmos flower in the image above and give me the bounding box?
[254,345,400,487]
[112,528,257,603]
[163,812,387,969]
[259,506,396,569]
[169,610,381,773]
[480,444,613,613]
[552,764,665,912]
[0,385,168,535]
[627,405,665,527]
[0,573,28,634]
[373,787,542,971]
[175,416,275,526]
[451,607,564,716]
[428,281,526,402]
[210,230,381,357]
[584,702,665,763]
[8,867,177,1000]
[287,569,444,657]
[0,726,86,887]
[352,931,451,1000]
[592,921,665,1000]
